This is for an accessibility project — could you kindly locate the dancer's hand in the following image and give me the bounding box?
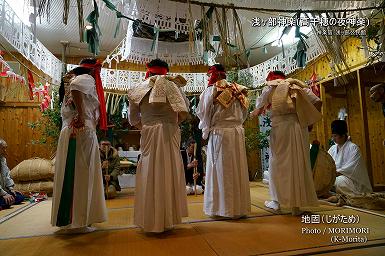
[250,108,263,118]
[188,160,198,169]
[101,160,109,169]
[73,115,85,128]
[104,175,111,182]
[193,172,200,180]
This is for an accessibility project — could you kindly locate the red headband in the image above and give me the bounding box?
[80,60,107,131]
[145,65,168,79]
[208,67,226,86]
[266,71,285,81]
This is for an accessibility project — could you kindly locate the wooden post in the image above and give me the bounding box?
[357,69,373,185]
[193,143,198,196]
[319,82,328,149]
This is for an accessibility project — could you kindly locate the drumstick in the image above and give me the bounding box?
[193,143,198,196]
[105,147,109,199]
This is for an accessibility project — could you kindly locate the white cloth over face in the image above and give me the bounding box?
[255,79,320,208]
[128,78,189,233]
[196,86,251,217]
[328,140,372,196]
[51,74,107,228]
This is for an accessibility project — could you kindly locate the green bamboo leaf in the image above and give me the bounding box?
[101,0,117,11]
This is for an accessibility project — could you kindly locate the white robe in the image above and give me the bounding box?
[196,86,251,217]
[328,140,372,196]
[128,78,189,232]
[51,74,107,228]
[255,83,320,207]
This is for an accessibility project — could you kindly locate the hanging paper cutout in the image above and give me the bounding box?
[0,54,26,84]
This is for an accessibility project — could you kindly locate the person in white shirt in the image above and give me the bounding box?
[251,71,322,215]
[128,59,189,232]
[51,58,107,233]
[327,120,372,200]
[196,64,251,219]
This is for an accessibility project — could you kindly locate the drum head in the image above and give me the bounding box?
[313,149,336,197]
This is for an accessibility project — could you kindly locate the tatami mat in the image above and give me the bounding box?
[0,201,29,219]
[1,182,385,256]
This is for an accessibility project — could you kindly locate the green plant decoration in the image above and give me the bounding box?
[245,128,270,152]
[227,69,254,89]
[28,86,61,151]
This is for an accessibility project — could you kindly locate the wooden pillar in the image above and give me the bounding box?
[319,82,328,149]
[357,69,373,185]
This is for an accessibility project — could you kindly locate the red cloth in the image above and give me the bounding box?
[310,71,320,97]
[27,70,34,100]
[266,71,285,81]
[144,65,168,79]
[80,60,107,130]
[207,66,226,86]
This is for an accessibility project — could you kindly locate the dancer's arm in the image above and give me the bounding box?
[71,90,85,128]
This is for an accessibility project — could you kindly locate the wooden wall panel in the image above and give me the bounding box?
[345,81,366,159]
[1,52,54,169]
[365,87,385,188]
[0,103,52,169]
[315,83,348,150]
[292,37,369,83]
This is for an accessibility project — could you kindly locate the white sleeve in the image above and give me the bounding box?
[180,88,190,110]
[196,87,214,140]
[337,144,362,178]
[70,75,95,95]
[303,88,321,104]
[255,86,273,109]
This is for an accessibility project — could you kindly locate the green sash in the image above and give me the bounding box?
[56,138,76,226]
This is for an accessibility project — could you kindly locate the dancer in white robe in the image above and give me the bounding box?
[128,59,189,233]
[51,58,107,233]
[251,71,322,215]
[196,64,251,218]
[328,120,372,196]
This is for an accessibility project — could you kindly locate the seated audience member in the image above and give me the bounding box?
[327,120,372,201]
[181,139,204,195]
[0,139,24,210]
[100,139,121,199]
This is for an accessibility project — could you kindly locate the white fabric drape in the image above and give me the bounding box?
[51,74,107,227]
[255,81,320,207]
[328,140,372,196]
[128,83,189,232]
[197,86,251,217]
